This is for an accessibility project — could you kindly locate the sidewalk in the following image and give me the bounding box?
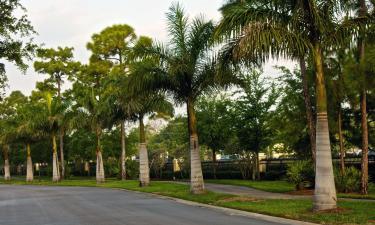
[173,181,375,201]
[203,182,308,199]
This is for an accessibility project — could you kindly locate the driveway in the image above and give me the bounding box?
[0,185,299,225]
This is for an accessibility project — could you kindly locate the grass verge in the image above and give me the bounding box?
[206,179,295,193]
[206,179,375,200]
[0,178,374,225]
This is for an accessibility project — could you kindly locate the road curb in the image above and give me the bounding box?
[110,187,319,225]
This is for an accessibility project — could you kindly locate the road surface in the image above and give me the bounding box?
[0,185,292,225]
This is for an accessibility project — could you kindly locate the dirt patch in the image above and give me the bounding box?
[217,196,262,203]
[287,189,313,195]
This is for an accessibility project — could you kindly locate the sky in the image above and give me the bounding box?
[5,0,296,96]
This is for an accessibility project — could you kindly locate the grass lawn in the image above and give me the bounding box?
[206,179,295,193]
[1,178,374,224]
[207,179,375,200]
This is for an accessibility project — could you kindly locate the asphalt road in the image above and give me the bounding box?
[0,185,286,225]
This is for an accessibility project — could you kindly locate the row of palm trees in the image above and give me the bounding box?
[1,1,373,212]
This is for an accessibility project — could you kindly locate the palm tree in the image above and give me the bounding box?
[15,99,41,182]
[130,3,232,193]
[128,92,173,187]
[216,0,344,210]
[34,93,68,182]
[71,60,112,183]
[34,47,80,179]
[0,91,29,181]
[87,24,137,180]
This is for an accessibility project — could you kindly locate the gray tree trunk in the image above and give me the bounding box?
[52,151,60,182]
[338,107,345,175]
[312,43,336,211]
[139,143,150,186]
[299,58,316,163]
[187,98,204,194]
[96,150,105,183]
[190,134,205,193]
[313,113,337,211]
[26,156,33,182]
[59,132,65,180]
[4,159,10,181]
[121,121,126,180]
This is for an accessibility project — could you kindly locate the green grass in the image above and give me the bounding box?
[218,199,375,225]
[207,179,375,200]
[338,183,375,200]
[206,179,295,193]
[1,178,374,224]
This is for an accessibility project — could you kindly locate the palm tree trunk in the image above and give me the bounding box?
[121,121,126,180]
[59,131,65,180]
[312,43,337,211]
[139,116,150,187]
[3,145,10,181]
[187,97,205,194]
[56,79,65,180]
[338,107,345,175]
[358,0,368,195]
[299,58,316,163]
[96,128,105,183]
[26,143,33,182]
[52,134,60,182]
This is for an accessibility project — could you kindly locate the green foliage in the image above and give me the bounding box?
[196,94,234,156]
[334,167,361,193]
[231,70,278,155]
[286,160,314,190]
[0,0,36,74]
[271,66,314,157]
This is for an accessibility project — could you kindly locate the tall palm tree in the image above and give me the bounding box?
[34,93,69,182]
[71,60,112,183]
[15,99,41,182]
[130,3,233,193]
[216,0,344,210]
[128,92,173,187]
[34,47,80,179]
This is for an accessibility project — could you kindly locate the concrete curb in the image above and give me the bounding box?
[110,187,319,225]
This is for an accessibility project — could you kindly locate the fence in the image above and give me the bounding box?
[2,157,374,182]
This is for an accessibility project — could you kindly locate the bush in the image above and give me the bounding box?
[125,159,139,179]
[287,160,314,190]
[104,157,119,177]
[334,166,361,193]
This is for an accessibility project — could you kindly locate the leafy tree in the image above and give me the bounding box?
[196,94,234,178]
[273,66,315,158]
[34,46,80,179]
[70,56,112,182]
[232,70,278,180]
[100,33,150,180]
[0,91,27,180]
[0,0,36,76]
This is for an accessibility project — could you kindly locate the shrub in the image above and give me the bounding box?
[104,157,119,177]
[334,166,361,193]
[125,159,139,179]
[287,160,314,190]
